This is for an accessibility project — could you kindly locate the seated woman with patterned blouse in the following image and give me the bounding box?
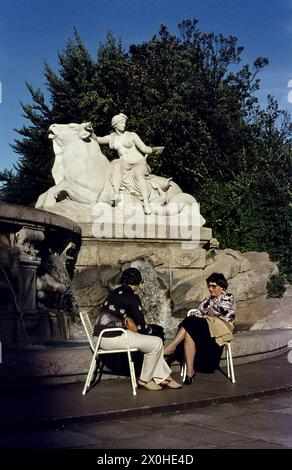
[164,272,235,385]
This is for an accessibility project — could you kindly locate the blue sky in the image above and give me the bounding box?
[1,0,292,172]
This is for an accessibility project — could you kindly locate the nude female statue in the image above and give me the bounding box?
[93,113,164,214]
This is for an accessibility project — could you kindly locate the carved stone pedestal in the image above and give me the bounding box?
[73,224,212,338]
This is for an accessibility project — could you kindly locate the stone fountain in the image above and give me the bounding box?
[1,118,291,386]
[0,203,81,345]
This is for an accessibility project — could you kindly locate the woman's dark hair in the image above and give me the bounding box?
[120,267,142,286]
[206,272,228,289]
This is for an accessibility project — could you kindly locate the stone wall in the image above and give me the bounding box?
[73,230,280,337]
[73,232,211,338]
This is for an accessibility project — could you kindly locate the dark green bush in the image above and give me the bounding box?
[266,274,286,298]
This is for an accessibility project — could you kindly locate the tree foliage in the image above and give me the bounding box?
[1,20,291,278]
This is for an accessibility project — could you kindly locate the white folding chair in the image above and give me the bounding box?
[79,311,138,396]
[180,309,236,384]
[222,340,235,383]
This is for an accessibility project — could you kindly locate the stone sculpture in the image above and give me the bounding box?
[0,204,81,344]
[35,122,110,217]
[92,113,168,214]
[35,118,205,226]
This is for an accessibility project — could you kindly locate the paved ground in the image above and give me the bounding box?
[0,353,292,458]
[1,391,292,450]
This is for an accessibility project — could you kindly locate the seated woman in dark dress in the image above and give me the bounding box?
[164,272,235,385]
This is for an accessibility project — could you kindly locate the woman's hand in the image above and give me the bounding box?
[84,121,94,131]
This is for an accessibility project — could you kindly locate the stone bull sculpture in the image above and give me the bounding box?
[35,123,110,210]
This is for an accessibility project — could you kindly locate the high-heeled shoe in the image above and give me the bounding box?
[183,372,196,385]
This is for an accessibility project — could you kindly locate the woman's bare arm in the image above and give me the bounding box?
[132,132,153,155]
[92,133,110,145]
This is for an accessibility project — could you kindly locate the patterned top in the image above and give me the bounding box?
[193,291,235,325]
[100,284,147,332]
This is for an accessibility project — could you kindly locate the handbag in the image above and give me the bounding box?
[147,323,165,343]
[123,316,138,333]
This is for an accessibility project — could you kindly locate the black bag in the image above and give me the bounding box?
[147,324,166,343]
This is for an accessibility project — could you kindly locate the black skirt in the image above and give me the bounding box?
[173,316,223,373]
